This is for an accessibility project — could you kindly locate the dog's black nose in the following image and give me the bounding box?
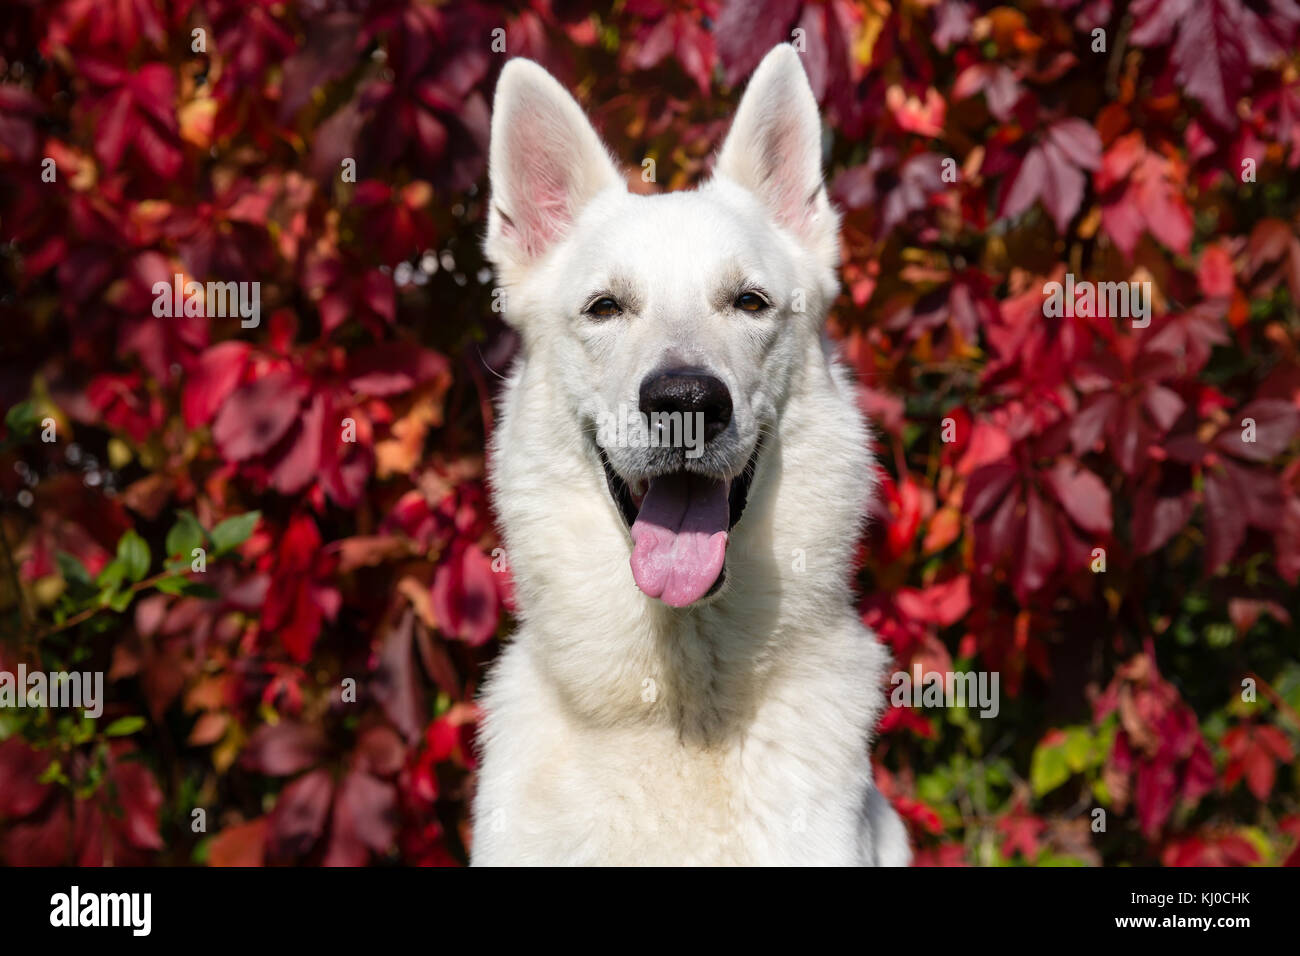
[639,368,733,441]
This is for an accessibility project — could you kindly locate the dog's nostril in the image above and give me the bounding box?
[638,367,733,441]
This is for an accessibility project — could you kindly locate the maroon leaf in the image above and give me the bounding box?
[1070,392,1121,455]
[964,461,1019,519]
[373,609,425,743]
[268,769,334,860]
[345,343,450,397]
[1171,0,1249,130]
[1015,489,1060,599]
[1042,460,1112,536]
[323,771,397,865]
[952,63,1023,122]
[1133,488,1196,555]
[1214,399,1300,462]
[1203,464,1247,572]
[714,0,802,85]
[242,722,329,776]
[356,725,406,778]
[0,738,52,819]
[430,540,501,646]
[1000,120,1100,233]
[109,758,163,851]
[270,393,325,495]
[1279,493,1300,584]
[212,371,308,462]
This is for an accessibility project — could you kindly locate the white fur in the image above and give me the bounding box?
[472,46,910,866]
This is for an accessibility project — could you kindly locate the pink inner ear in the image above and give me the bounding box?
[502,106,579,260]
[762,117,818,233]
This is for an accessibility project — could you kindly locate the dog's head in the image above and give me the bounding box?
[485,46,840,608]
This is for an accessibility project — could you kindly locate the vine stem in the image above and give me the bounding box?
[33,568,178,640]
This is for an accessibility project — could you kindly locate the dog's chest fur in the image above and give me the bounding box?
[473,615,890,866]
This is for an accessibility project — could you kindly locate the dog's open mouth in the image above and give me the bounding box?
[600,445,760,608]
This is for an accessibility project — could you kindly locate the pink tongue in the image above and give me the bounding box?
[630,473,729,607]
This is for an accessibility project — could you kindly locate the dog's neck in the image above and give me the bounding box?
[489,335,872,742]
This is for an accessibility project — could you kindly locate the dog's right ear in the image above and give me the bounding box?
[485,59,623,276]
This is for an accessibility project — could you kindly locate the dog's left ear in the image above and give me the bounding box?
[715,46,836,254]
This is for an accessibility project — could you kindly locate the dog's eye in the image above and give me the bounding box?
[734,291,769,312]
[585,296,622,317]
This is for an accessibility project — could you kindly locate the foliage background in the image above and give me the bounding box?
[1,0,1299,866]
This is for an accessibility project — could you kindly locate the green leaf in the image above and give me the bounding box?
[165,510,205,559]
[210,511,260,555]
[916,769,953,805]
[1063,727,1094,773]
[154,575,189,595]
[1031,741,1070,797]
[56,550,91,586]
[3,400,39,440]
[155,577,218,599]
[95,559,126,592]
[116,529,151,582]
[103,716,147,737]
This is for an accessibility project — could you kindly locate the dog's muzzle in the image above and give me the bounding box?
[599,367,760,608]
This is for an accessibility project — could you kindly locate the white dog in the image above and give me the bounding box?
[471,45,910,866]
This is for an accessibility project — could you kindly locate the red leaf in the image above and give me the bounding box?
[997,813,1045,860]
[956,422,1012,477]
[3,802,71,865]
[1133,487,1195,555]
[109,758,163,851]
[895,576,971,627]
[208,818,267,867]
[183,342,251,428]
[212,371,308,462]
[1042,460,1112,536]
[0,738,52,819]
[269,393,325,495]
[345,343,450,397]
[1197,242,1236,299]
[1015,489,1060,599]
[1171,0,1249,130]
[430,541,501,646]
